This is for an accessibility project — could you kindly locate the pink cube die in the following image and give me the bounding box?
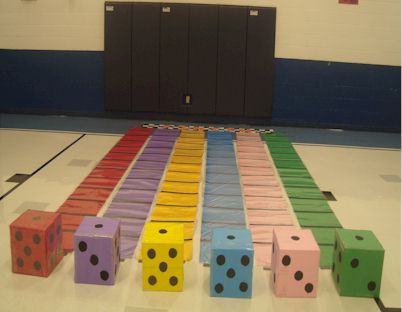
[271,227,320,297]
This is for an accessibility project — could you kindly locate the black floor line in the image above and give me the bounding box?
[375,297,401,312]
[0,134,86,201]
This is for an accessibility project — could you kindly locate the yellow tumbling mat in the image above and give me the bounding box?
[180,132,205,139]
[151,205,197,222]
[184,240,193,261]
[161,181,199,194]
[165,171,201,182]
[156,192,198,206]
[168,163,202,173]
[177,137,205,144]
[174,149,204,157]
[175,143,204,150]
[171,155,203,164]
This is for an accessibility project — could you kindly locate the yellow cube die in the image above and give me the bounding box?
[141,222,184,291]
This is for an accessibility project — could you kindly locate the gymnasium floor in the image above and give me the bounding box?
[0,114,400,312]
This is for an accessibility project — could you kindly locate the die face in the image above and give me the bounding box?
[142,243,183,268]
[10,211,63,277]
[337,229,384,252]
[210,248,254,298]
[332,231,384,298]
[212,228,253,251]
[75,216,120,238]
[142,266,183,291]
[271,228,320,297]
[142,222,184,245]
[74,235,117,285]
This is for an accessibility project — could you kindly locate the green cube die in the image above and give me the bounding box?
[332,229,384,298]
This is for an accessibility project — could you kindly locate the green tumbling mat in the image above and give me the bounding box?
[290,198,332,212]
[261,133,288,140]
[274,159,306,169]
[266,141,292,148]
[311,228,336,245]
[269,146,297,155]
[282,176,318,188]
[296,212,342,227]
[277,168,311,178]
[319,245,334,268]
[270,153,301,160]
[286,187,326,200]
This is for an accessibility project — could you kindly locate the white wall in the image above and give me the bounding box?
[0,0,400,66]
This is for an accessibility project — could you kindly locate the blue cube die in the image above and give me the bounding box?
[210,228,254,298]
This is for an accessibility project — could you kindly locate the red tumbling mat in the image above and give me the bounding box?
[104,152,136,161]
[110,146,140,154]
[97,159,131,169]
[69,187,113,202]
[58,199,104,215]
[81,177,120,189]
[90,167,126,178]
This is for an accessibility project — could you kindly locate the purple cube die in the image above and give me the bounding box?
[74,217,120,285]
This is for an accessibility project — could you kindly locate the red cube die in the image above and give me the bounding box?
[10,210,64,277]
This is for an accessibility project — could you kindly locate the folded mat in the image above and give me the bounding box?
[286,187,326,200]
[238,159,271,168]
[120,179,160,191]
[204,183,242,196]
[296,212,342,228]
[133,161,167,170]
[206,165,239,175]
[174,149,204,157]
[274,159,306,169]
[281,176,318,188]
[202,208,246,225]
[156,192,198,206]
[205,173,240,184]
[127,169,164,180]
[247,210,294,225]
[290,198,332,212]
[161,181,199,194]
[241,175,279,186]
[253,243,272,267]
[318,245,335,268]
[242,185,283,197]
[206,157,237,166]
[244,196,289,210]
[277,168,311,178]
[206,150,235,158]
[237,152,269,160]
[203,194,244,209]
[310,228,336,245]
[150,205,197,222]
[171,155,203,164]
[165,171,201,183]
[168,163,202,173]
[113,189,157,203]
[239,167,275,176]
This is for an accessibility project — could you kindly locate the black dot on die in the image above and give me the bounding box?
[294,271,303,281]
[215,283,224,293]
[16,258,24,267]
[355,235,364,241]
[241,255,250,266]
[33,234,40,244]
[15,231,23,241]
[272,243,275,254]
[227,235,235,240]
[90,255,99,265]
[338,252,342,262]
[226,268,235,278]
[148,275,157,285]
[95,224,103,228]
[147,249,156,259]
[291,236,300,241]
[34,261,41,271]
[49,233,54,244]
[169,248,177,258]
[305,283,314,293]
[239,282,248,292]
[216,255,225,265]
[273,273,276,283]
[159,229,167,234]
[100,271,109,281]
[169,276,178,286]
[159,262,168,272]
[282,255,291,266]
[78,241,87,252]
[24,246,32,256]
[368,281,376,291]
[351,258,359,268]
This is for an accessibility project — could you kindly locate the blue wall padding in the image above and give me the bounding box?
[0,49,399,130]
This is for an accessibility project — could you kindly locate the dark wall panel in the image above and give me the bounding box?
[216,6,247,116]
[104,2,131,111]
[187,5,218,115]
[159,4,189,113]
[245,7,276,118]
[132,3,160,112]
